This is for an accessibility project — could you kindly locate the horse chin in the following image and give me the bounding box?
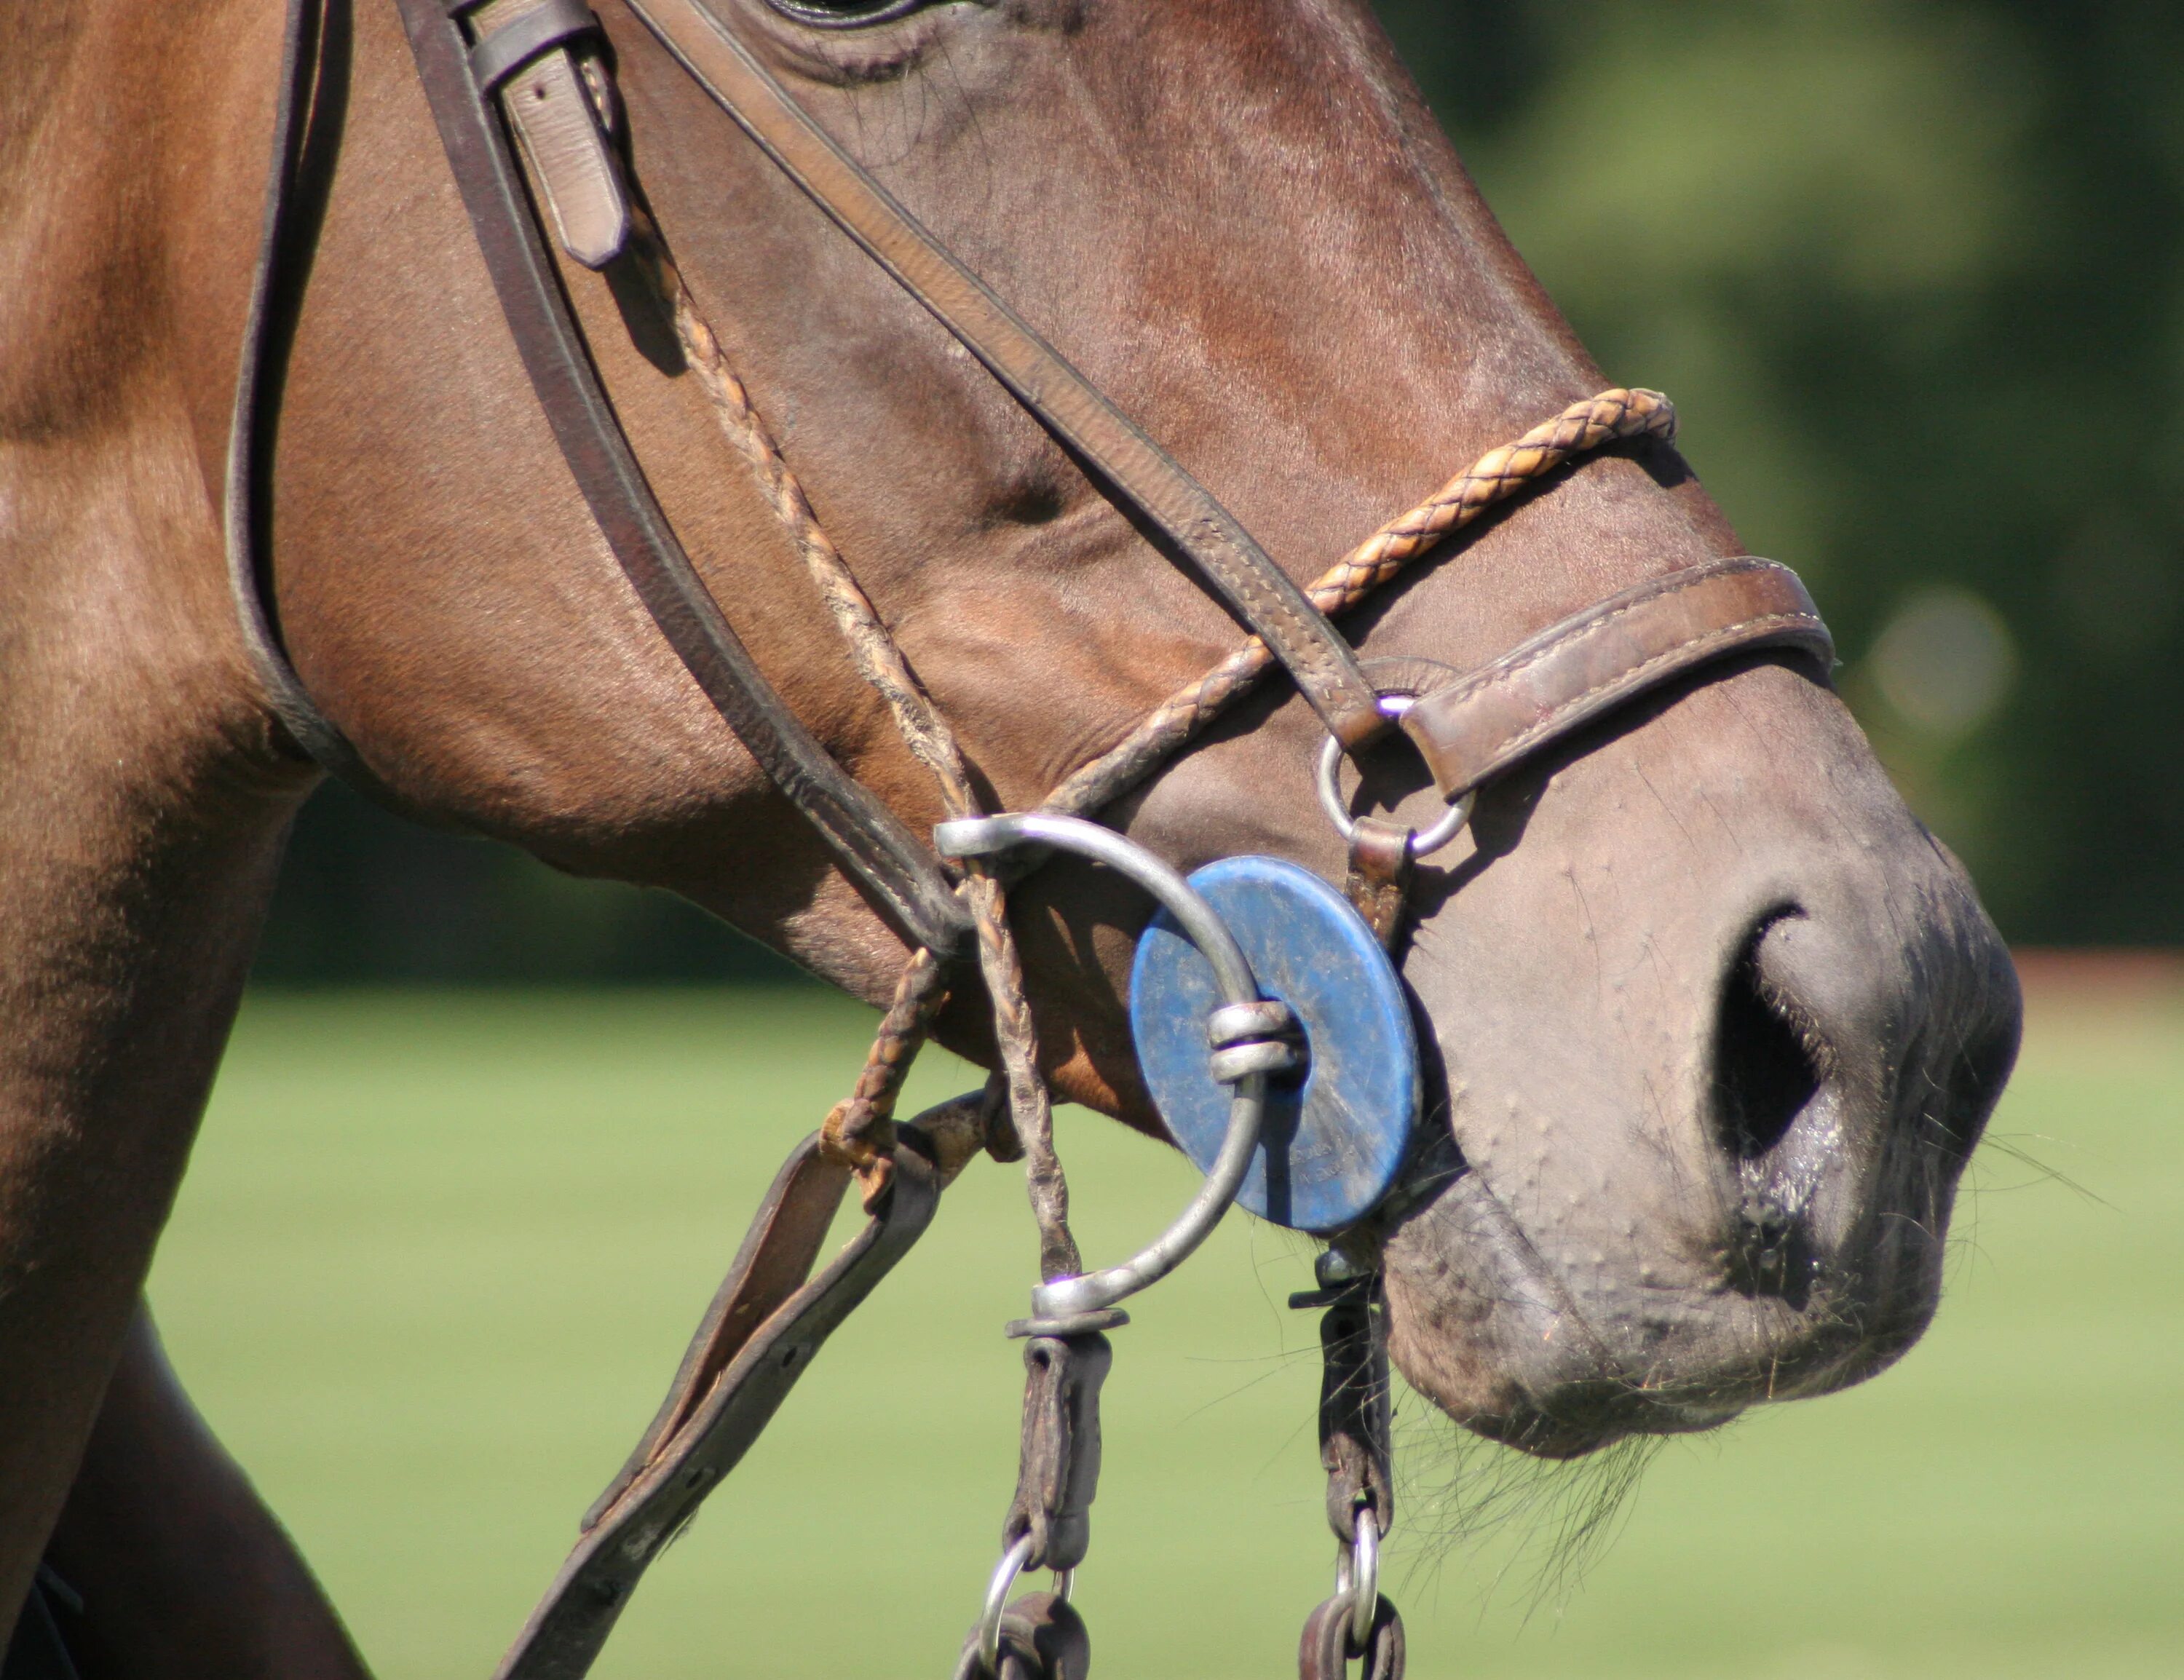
[1374,1128,1962,1459]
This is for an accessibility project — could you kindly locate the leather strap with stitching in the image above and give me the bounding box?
[619,0,1388,750]
[472,0,630,268]
[395,0,972,954]
[1399,556,1833,799]
[493,1133,941,1680]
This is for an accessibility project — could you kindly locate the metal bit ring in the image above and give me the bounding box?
[1348,1507,1380,1651]
[1315,696,1473,860]
[1334,1505,1382,1652]
[975,1532,1037,1676]
[936,811,1273,1322]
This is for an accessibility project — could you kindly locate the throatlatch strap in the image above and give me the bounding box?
[392,0,971,955]
[618,0,1388,750]
[224,0,427,815]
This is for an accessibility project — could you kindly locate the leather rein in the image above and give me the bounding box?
[218,1,1837,1675]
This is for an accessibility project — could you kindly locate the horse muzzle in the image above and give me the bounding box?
[1371,662,2022,1458]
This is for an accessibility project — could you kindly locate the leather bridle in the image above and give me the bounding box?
[213,1,1838,1675]
[232,0,1830,953]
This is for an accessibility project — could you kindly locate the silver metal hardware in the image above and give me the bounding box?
[934,812,1270,1321]
[975,1532,1037,1676]
[1206,999,1302,1082]
[1332,1505,1380,1651]
[1207,1039,1297,1082]
[1316,694,1474,859]
[1206,999,1297,1047]
[1315,1246,1373,1289]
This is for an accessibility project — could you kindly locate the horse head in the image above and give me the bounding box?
[269,0,2019,1459]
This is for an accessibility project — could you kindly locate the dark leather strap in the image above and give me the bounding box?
[1002,1333,1111,1573]
[395,0,972,954]
[493,1133,941,1680]
[618,0,1388,749]
[984,1595,1093,1680]
[468,0,602,91]
[1315,1280,1392,1542]
[225,0,427,815]
[1342,817,1413,950]
[1299,1593,1404,1680]
[1400,555,1833,799]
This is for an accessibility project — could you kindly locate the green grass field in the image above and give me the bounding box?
[149,985,2181,1679]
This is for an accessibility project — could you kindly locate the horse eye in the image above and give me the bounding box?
[764,0,930,25]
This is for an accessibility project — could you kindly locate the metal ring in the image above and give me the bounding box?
[1003,1307,1131,1341]
[1315,696,1474,860]
[934,812,1268,1321]
[1349,1507,1380,1651]
[975,1532,1037,1676]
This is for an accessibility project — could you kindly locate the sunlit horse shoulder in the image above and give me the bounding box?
[0,0,2019,1672]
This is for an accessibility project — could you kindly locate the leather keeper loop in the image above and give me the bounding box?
[471,0,602,92]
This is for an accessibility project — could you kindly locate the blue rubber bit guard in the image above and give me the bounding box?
[1130,856,1419,1233]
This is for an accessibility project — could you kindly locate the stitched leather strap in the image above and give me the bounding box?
[396,0,972,954]
[1399,556,1833,799]
[619,0,1388,748]
[467,0,630,267]
[493,1133,941,1680]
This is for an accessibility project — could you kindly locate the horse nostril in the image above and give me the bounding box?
[1728,1188,1812,1305]
[1711,917,1824,1162]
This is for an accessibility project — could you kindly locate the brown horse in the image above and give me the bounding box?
[0,0,2018,1671]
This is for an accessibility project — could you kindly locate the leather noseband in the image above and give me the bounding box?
[1401,555,1830,800]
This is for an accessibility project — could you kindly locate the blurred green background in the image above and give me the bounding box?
[151,984,2180,1679]
[256,0,2184,983]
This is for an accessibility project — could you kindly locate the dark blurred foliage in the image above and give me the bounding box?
[1376,0,2184,942]
[253,785,806,982]
[258,0,2184,981]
